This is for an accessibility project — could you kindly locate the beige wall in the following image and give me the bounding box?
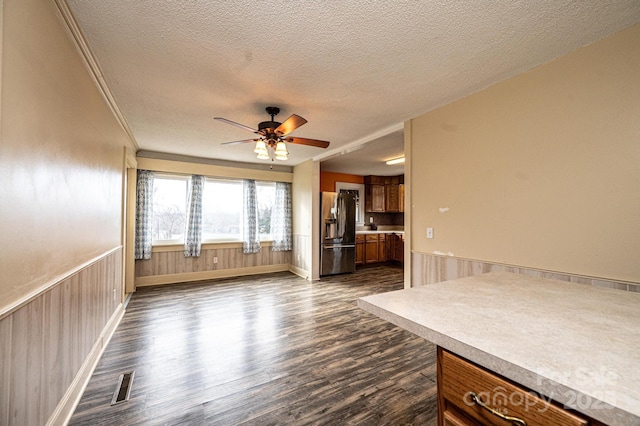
[0,0,132,314]
[292,160,320,279]
[410,23,640,283]
[0,0,134,424]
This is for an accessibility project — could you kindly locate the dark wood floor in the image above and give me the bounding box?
[69,265,437,425]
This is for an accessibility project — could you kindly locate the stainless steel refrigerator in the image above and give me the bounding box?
[320,191,356,276]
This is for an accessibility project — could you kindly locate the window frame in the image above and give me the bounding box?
[149,173,279,246]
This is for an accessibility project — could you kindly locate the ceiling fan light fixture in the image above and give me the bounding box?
[274,141,288,160]
[255,140,270,159]
[254,139,267,154]
[386,157,405,165]
[216,106,330,161]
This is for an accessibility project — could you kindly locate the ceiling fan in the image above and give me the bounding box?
[215,106,330,161]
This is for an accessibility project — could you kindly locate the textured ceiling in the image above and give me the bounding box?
[66,1,640,175]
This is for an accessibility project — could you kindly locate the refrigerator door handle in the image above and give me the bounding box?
[323,244,356,249]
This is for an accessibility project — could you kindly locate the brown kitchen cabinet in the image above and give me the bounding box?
[356,233,393,265]
[356,234,365,265]
[437,348,604,426]
[365,234,379,263]
[385,182,399,212]
[378,233,386,262]
[365,175,404,212]
[364,176,385,212]
[394,234,404,263]
[384,175,401,212]
[386,232,404,264]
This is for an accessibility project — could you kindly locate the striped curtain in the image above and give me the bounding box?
[184,175,205,257]
[242,179,261,254]
[271,182,292,251]
[134,170,154,260]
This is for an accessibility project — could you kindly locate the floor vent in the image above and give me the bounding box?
[111,371,134,405]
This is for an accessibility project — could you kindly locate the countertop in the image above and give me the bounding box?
[356,230,404,235]
[357,271,640,426]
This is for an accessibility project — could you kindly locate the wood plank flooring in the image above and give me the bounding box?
[69,266,437,425]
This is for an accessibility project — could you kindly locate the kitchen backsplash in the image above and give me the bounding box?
[365,212,404,227]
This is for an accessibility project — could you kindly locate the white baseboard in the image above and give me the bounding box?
[288,264,310,280]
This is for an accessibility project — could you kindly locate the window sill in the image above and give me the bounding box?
[149,240,275,253]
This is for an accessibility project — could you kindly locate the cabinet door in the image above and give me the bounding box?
[356,235,365,265]
[365,235,379,263]
[399,184,405,213]
[394,236,404,263]
[370,184,385,212]
[356,243,365,265]
[386,234,396,261]
[385,183,399,212]
[378,234,386,261]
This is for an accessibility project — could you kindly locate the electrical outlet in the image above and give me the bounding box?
[370,217,374,223]
[213,256,218,264]
[427,228,434,239]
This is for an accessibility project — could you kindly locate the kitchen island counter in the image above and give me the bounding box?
[358,271,640,425]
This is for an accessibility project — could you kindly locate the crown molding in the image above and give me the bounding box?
[51,0,139,151]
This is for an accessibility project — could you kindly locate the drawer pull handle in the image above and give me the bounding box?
[469,392,527,426]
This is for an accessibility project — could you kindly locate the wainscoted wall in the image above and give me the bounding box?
[135,243,292,286]
[0,248,124,426]
[412,252,640,292]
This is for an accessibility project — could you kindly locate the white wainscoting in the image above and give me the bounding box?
[0,247,124,426]
[412,252,639,292]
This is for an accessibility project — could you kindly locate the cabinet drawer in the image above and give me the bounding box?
[356,234,365,242]
[440,350,588,426]
[443,408,480,426]
[365,234,379,241]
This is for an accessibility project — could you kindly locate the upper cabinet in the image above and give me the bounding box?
[365,176,385,212]
[365,175,404,213]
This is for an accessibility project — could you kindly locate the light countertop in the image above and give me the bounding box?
[356,230,404,235]
[358,271,640,426]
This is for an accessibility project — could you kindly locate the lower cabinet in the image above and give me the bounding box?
[437,348,604,426]
[356,234,365,265]
[365,234,379,263]
[356,232,403,266]
[386,233,404,264]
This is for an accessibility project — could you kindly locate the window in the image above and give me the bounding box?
[150,175,277,244]
[201,179,243,241]
[336,182,365,225]
[152,176,189,243]
[256,181,276,240]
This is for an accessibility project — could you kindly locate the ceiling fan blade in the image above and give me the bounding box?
[284,137,330,149]
[275,114,308,136]
[214,117,258,133]
[221,138,259,146]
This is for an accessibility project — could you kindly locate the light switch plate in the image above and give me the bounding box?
[427,228,434,239]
